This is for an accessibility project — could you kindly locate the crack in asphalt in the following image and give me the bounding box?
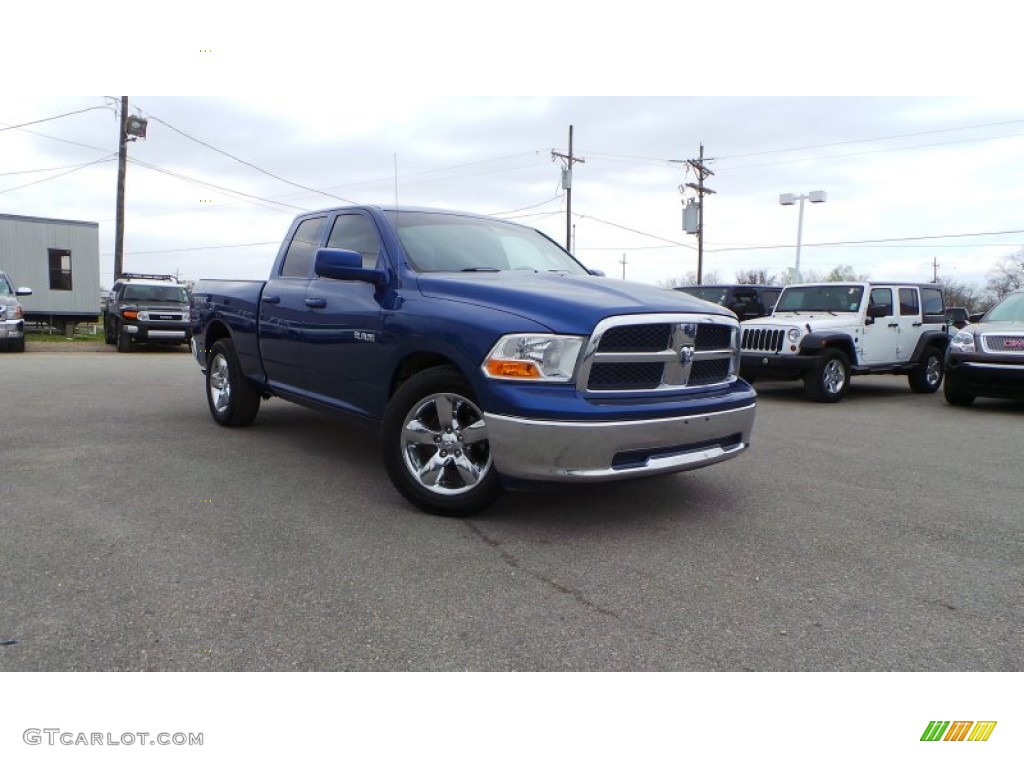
[461,521,734,668]
[463,520,621,621]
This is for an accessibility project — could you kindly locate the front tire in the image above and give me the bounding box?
[909,346,944,393]
[8,337,25,353]
[943,373,976,406]
[803,349,850,403]
[206,338,262,426]
[382,366,501,516]
[116,322,132,353]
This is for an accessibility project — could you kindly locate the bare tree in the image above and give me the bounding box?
[735,268,779,285]
[658,270,721,288]
[935,276,988,312]
[825,264,871,282]
[986,250,1024,300]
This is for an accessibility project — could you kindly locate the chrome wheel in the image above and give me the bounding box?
[925,356,942,388]
[822,359,845,394]
[400,391,491,496]
[209,353,231,414]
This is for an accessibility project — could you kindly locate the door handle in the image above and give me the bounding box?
[912,321,923,327]
[887,322,899,328]
[261,294,281,304]
[305,297,327,309]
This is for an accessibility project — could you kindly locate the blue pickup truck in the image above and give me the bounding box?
[190,206,757,516]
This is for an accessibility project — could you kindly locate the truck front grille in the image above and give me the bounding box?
[741,327,784,353]
[981,334,1024,354]
[579,314,738,394]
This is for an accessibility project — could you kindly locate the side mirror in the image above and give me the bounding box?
[866,304,888,319]
[16,287,32,296]
[314,248,388,286]
[968,312,985,323]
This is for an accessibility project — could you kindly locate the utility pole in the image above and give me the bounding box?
[684,144,715,284]
[114,96,128,280]
[112,97,148,280]
[932,256,940,282]
[552,124,585,252]
[620,252,627,279]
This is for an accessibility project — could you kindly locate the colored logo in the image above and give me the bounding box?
[921,721,997,742]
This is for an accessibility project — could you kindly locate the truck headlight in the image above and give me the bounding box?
[138,311,150,321]
[787,327,802,342]
[482,334,585,381]
[950,330,975,353]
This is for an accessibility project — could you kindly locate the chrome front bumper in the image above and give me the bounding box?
[484,402,756,482]
[0,319,24,340]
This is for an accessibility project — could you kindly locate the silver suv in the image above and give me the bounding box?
[0,270,32,353]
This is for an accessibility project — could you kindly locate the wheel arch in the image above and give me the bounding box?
[800,333,858,366]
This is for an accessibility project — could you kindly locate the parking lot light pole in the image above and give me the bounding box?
[779,190,826,282]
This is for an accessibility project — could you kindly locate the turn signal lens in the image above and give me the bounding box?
[123,310,138,319]
[484,360,542,379]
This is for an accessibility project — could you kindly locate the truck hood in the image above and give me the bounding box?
[743,311,862,332]
[415,272,732,333]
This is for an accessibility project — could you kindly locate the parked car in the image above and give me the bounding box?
[944,290,1024,405]
[739,281,948,402]
[103,273,191,352]
[674,284,781,321]
[190,206,757,516]
[0,269,32,353]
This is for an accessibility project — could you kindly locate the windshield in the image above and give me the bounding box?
[385,211,590,275]
[123,284,189,302]
[776,285,864,313]
[677,287,728,305]
[984,292,1024,323]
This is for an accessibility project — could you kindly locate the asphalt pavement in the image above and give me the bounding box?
[1,348,1021,670]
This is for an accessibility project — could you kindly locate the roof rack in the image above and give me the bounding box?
[119,273,178,282]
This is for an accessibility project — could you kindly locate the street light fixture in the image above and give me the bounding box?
[779,190,826,282]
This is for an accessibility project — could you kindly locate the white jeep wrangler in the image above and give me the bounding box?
[739,282,949,402]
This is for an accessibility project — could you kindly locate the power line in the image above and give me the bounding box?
[713,117,1024,161]
[0,105,111,133]
[0,153,117,195]
[136,110,359,205]
[571,211,696,250]
[705,228,1024,253]
[128,157,308,212]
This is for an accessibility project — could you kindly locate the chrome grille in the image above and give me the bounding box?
[578,314,738,394]
[981,334,1024,354]
[741,327,784,353]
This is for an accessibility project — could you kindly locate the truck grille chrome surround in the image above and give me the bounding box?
[577,313,739,393]
[980,333,1024,354]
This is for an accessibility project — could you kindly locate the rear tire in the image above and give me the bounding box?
[909,346,944,393]
[206,338,262,426]
[382,366,501,516]
[803,349,850,403]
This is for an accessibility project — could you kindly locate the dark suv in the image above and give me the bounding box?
[944,290,1024,405]
[674,284,781,321]
[103,274,191,352]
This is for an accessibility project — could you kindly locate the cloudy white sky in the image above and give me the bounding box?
[4,4,1022,297]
